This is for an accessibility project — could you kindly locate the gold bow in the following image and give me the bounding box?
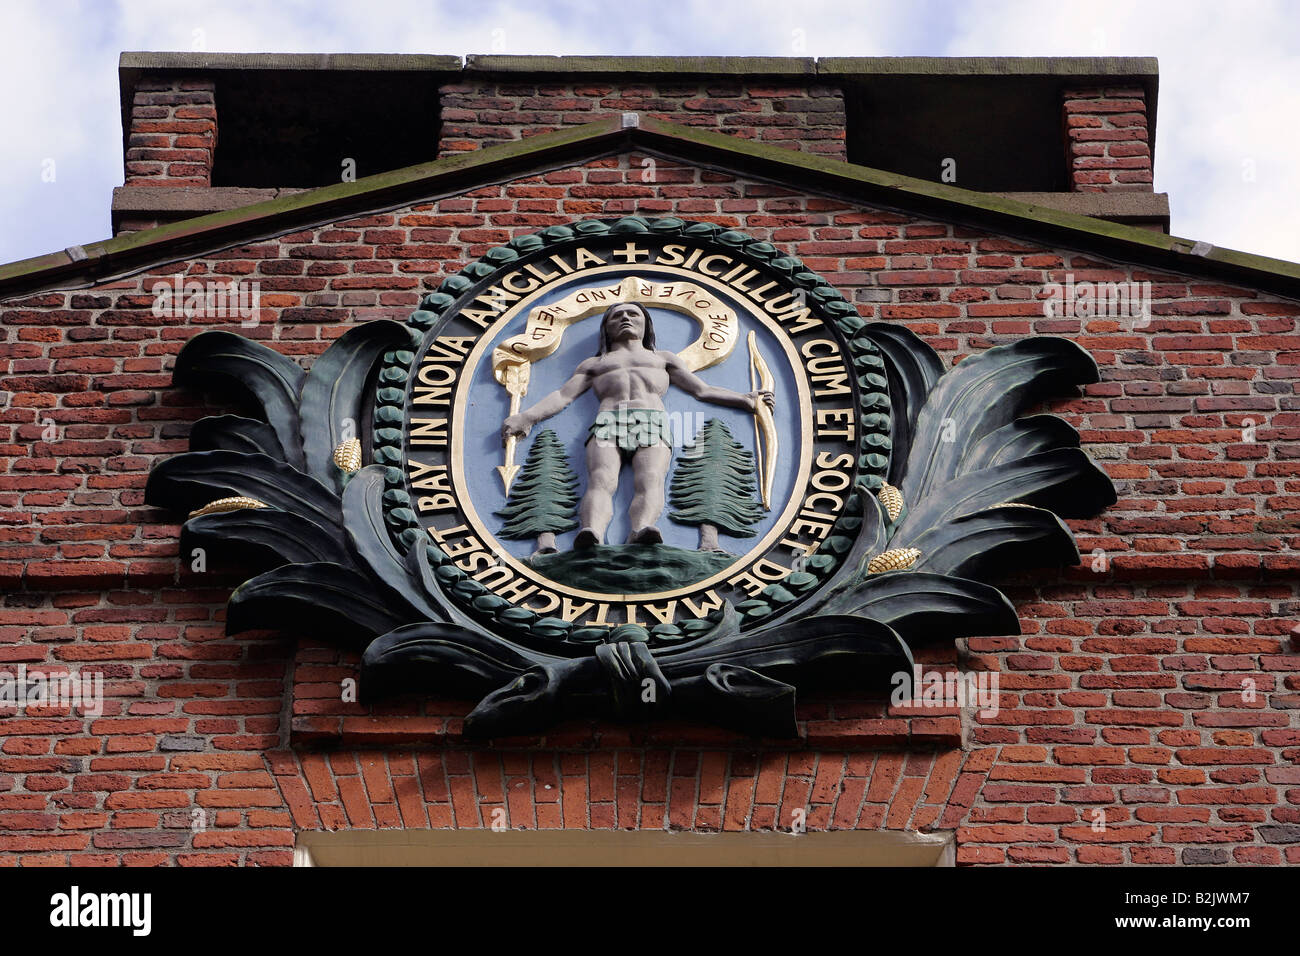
[748,331,777,509]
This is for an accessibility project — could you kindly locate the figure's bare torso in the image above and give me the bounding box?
[501,302,770,547]
[583,348,675,412]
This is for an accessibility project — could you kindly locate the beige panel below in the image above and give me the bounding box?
[296,829,954,867]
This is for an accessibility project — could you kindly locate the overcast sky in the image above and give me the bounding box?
[2,0,1297,266]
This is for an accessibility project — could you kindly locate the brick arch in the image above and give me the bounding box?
[265,747,994,838]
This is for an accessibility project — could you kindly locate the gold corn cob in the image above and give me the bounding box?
[188,496,267,519]
[878,482,904,522]
[867,547,921,574]
[332,438,362,473]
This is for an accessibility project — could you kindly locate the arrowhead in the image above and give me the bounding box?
[497,463,520,494]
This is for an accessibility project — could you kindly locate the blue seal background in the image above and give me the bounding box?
[460,270,804,560]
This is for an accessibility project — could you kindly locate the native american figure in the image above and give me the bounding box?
[500,301,774,549]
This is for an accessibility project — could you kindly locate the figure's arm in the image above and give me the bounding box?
[664,352,775,413]
[501,362,594,444]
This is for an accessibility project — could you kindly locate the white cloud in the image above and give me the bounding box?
[941,0,1300,261]
[1,0,1297,265]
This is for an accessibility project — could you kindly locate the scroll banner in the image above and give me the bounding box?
[491,275,741,397]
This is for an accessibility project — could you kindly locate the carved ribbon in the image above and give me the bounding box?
[491,275,740,389]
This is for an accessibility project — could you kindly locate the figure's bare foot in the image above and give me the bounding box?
[628,526,663,545]
[573,528,601,550]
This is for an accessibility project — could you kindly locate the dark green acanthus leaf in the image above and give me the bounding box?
[188,415,287,460]
[173,331,307,470]
[298,320,412,494]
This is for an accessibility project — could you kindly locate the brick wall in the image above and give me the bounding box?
[436,78,847,159]
[1,155,1297,865]
[124,76,218,187]
[271,747,984,835]
[1063,85,1154,192]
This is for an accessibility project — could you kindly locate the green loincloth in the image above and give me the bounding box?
[586,408,672,458]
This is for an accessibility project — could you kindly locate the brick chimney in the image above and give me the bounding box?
[111,54,1168,235]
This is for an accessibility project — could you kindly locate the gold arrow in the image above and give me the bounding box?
[497,362,526,493]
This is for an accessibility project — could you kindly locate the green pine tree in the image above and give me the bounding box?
[668,417,765,551]
[495,429,579,553]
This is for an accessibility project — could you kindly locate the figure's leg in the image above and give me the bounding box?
[627,443,672,544]
[577,440,621,548]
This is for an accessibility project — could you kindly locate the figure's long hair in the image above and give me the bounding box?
[597,302,656,355]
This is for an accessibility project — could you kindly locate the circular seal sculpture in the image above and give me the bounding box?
[147,217,1116,737]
